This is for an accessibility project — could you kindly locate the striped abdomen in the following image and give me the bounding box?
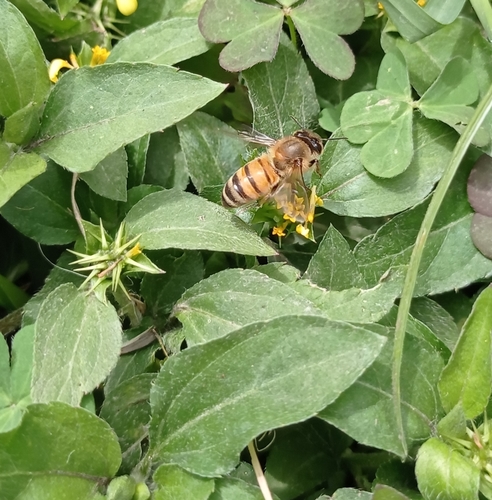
[222,155,280,208]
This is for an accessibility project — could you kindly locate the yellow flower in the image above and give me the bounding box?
[90,46,111,66]
[49,58,74,83]
[126,242,142,258]
[417,0,426,5]
[283,213,297,224]
[116,0,138,16]
[272,226,286,237]
[296,224,310,238]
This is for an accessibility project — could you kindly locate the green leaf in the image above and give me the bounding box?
[242,37,319,137]
[319,325,444,457]
[410,297,460,352]
[198,0,284,72]
[0,326,34,433]
[0,141,47,211]
[418,57,488,146]
[421,0,466,24]
[372,484,412,500]
[0,402,121,500]
[265,419,350,499]
[125,190,276,256]
[0,162,79,244]
[317,118,455,217]
[380,0,442,43]
[141,251,204,326]
[0,273,29,311]
[252,262,300,283]
[79,148,128,202]
[35,63,226,173]
[31,283,122,406]
[9,0,89,36]
[126,135,149,188]
[144,128,189,190]
[340,52,414,177]
[149,315,386,476]
[415,438,480,500]
[176,112,245,192]
[304,225,367,290]
[174,269,324,345]
[332,489,372,500]
[354,162,492,294]
[55,0,79,18]
[290,0,363,80]
[210,478,268,499]
[100,373,155,473]
[109,18,211,65]
[0,0,50,117]
[153,464,215,500]
[438,286,492,419]
[3,102,41,145]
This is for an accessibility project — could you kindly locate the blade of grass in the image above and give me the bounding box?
[393,83,492,456]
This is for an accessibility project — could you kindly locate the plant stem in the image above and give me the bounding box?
[470,0,492,41]
[285,15,298,51]
[71,173,86,241]
[392,83,492,456]
[248,441,273,500]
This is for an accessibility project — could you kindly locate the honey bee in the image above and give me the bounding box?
[221,129,323,213]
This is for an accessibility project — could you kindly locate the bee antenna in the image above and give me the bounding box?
[321,136,347,142]
[289,115,304,129]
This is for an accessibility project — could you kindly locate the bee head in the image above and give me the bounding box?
[293,130,323,155]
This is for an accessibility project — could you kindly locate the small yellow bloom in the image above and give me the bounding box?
[90,46,111,66]
[272,226,286,237]
[126,242,142,258]
[49,58,75,83]
[116,0,138,16]
[296,224,310,238]
[377,2,383,10]
[315,196,323,207]
[417,0,426,6]
[283,213,297,224]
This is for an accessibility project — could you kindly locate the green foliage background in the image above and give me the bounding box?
[1,0,492,499]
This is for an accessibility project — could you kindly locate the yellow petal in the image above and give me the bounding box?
[116,0,138,16]
[90,46,111,66]
[417,0,426,5]
[272,226,286,237]
[48,58,74,83]
[296,224,310,238]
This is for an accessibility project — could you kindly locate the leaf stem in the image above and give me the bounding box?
[248,441,273,500]
[71,173,86,241]
[392,83,492,456]
[285,15,298,51]
[469,0,492,41]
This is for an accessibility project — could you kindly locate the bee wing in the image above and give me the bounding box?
[237,127,277,147]
[268,160,311,224]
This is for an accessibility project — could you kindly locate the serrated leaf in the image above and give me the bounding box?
[149,315,386,476]
[153,464,215,500]
[174,269,324,345]
[354,162,492,294]
[290,0,363,80]
[35,63,226,173]
[415,438,479,500]
[79,148,128,201]
[0,0,50,117]
[438,286,492,419]
[242,37,319,137]
[125,190,276,256]
[317,118,455,217]
[31,283,122,406]
[176,112,245,192]
[0,141,46,210]
[0,402,120,499]
[380,0,441,43]
[320,325,444,457]
[108,18,212,65]
[198,0,284,72]
[0,162,79,244]
[304,225,367,290]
